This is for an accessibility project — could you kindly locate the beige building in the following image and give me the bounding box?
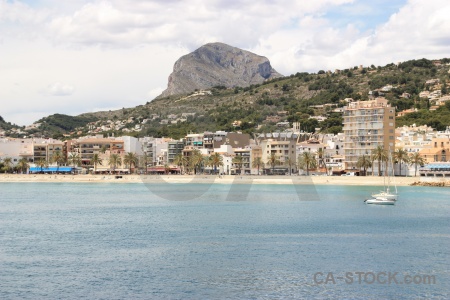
[68,136,125,171]
[419,138,450,163]
[232,147,251,175]
[260,139,297,175]
[33,140,64,163]
[343,98,395,170]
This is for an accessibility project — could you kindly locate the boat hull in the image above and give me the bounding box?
[365,198,395,205]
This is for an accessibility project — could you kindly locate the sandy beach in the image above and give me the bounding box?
[0,173,423,186]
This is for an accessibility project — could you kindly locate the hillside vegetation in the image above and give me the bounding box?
[0,116,21,132]
[3,58,450,140]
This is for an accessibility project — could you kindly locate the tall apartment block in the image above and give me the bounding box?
[342,98,395,170]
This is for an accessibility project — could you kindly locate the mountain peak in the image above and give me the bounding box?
[158,42,282,98]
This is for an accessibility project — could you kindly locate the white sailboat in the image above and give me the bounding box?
[372,186,398,201]
[365,197,395,205]
[367,147,398,204]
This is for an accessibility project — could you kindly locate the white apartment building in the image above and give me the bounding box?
[343,98,395,171]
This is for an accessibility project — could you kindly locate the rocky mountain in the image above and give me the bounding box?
[158,42,283,98]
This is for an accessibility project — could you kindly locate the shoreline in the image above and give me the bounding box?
[0,174,427,186]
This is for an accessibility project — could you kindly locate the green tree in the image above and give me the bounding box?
[189,150,204,174]
[51,150,65,172]
[91,153,103,174]
[252,156,264,175]
[138,152,150,174]
[371,145,387,176]
[108,153,122,173]
[35,158,48,173]
[173,153,187,174]
[316,148,327,174]
[164,163,171,175]
[232,155,244,175]
[394,148,410,176]
[356,155,372,176]
[68,153,81,168]
[209,152,223,175]
[285,157,295,176]
[16,158,30,174]
[123,152,138,174]
[297,152,316,175]
[2,157,13,173]
[203,156,212,173]
[409,152,425,177]
[266,153,280,175]
[100,145,108,154]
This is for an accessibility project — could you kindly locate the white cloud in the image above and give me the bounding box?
[45,82,75,96]
[147,87,164,100]
[1,0,450,126]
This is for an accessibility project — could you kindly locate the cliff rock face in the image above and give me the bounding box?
[158,42,282,98]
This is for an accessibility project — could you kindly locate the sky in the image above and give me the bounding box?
[1,0,450,126]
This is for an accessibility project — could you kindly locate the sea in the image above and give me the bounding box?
[0,181,449,299]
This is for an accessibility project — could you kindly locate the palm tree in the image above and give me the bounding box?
[209,152,223,175]
[2,157,12,173]
[67,153,81,168]
[35,158,48,173]
[164,163,171,174]
[394,148,410,176]
[267,153,280,175]
[252,157,264,175]
[297,152,316,175]
[139,153,150,174]
[409,152,425,177]
[189,150,203,174]
[100,145,108,154]
[316,148,327,174]
[232,155,244,175]
[51,151,65,172]
[371,145,387,176]
[108,153,122,174]
[16,158,30,174]
[123,152,138,174]
[356,155,372,176]
[285,157,295,176]
[203,155,212,173]
[91,153,103,174]
[173,153,185,174]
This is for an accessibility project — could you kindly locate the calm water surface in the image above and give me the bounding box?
[0,182,449,299]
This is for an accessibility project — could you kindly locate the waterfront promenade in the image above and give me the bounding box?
[0,174,420,186]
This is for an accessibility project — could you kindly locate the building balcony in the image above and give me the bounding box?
[19,152,34,156]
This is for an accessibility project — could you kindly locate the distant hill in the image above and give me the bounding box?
[158,42,283,98]
[33,114,98,138]
[4,57,450,140]
[0,116,21,132]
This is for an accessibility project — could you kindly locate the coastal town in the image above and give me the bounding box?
[1,95,450,181]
